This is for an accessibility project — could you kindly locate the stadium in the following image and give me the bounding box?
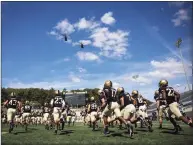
[2,89,193,145]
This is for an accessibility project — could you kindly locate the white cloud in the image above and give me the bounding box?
[169,2,185,7]
[90,27,130,58]
[72,40,92,46]
[149,58,192,77]
[171,9,191,27]
[54,19,75,34]
[101,12,116,25]
[74,17,100,30]
[76,51,100,61]
[48,12,131,60]
[68,74,81,83]
[77,67,87,73]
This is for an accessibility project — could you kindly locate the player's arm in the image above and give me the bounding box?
[62,99,65,109]
[161,90,166,101]
[174,90,180,103]
[50,99,54,108]
[100,97,106,110]
[3,100,9,107]
[18,101,22,112]
[119,96,124,110]
[87,104,91,113]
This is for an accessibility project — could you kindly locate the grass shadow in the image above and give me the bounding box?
[59,130,74,135]
[136,129,148,132]
[14,131,32,135]
[160,130,191,136]
[161,127,174,131]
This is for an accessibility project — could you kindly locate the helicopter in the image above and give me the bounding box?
[80,42,84,48]
[61,33,68,41]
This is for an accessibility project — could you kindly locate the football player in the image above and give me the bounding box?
[43,102,51,130]
[87,96,99,131]
[71,111,76,126]
[22,100,32,131]
[85,102,92,127]
[117,87,136,136]
[50,90,66,134]
[134,91,153,132]
[100,80,132,136]
[154,90,168,129]
[158,79,193,133]
[4,92,22,133]
[66,107,73,126]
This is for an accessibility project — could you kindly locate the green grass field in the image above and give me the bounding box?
[2,122,193,145]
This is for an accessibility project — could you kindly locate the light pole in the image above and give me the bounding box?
[175,38,191,91]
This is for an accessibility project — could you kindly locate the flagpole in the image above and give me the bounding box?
[176,38,191,91]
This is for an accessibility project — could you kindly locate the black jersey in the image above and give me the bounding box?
[136,97,145,107]
[67,110,72,116]
[53,96,64,107]
[118,92,133,107]
[159,86,176,105]
[7,98,18,109]
[102,88,117,103]
[90,102,98,112]
[23,105,32,113]
[43,107,50,113]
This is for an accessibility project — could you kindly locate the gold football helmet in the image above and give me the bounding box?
[132,90,138,96]
[54,90,60,95]
[154,90,159,95]
[10,92,16,96]
[90,96,95,101]
[25,100,30,105]
[159,79,168,87]
[104,80,112,88]
[117,87,124,93]
[98,89,102,95]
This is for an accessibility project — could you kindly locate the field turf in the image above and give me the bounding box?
[1,122,193,145]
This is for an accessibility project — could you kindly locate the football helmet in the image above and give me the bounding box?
[159,79,168,87]
[104,80,112,88]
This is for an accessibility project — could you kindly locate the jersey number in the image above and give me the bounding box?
[138,98,143,103]
[167,89,175,97]
[54,98,62,104]
[25,105,31,110]
[9,100,17,106]
[91,104,97,109]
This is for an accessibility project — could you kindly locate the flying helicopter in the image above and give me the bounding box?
[61,33,68,41]
[80,42,84,48]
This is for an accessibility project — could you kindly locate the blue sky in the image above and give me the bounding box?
[2,2,192,101]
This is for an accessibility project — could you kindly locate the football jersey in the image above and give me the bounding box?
[23,105,32,113]
[136,97,145,107]
[53,96,64,107]
[118,92,133,107]
[7,98,18,109]
[43,107,50,113]
[102,88,117,103]
[159,86,176,105]
[90,102,98,112]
